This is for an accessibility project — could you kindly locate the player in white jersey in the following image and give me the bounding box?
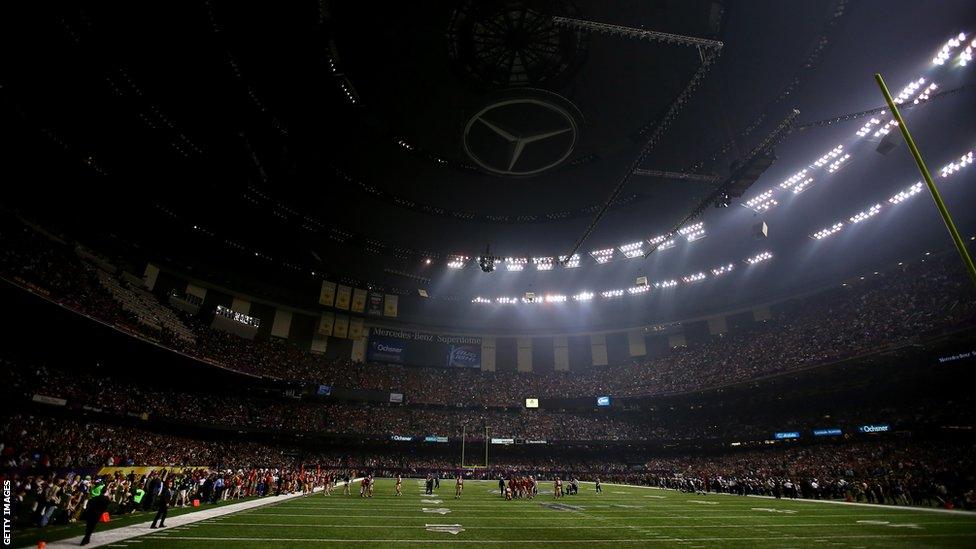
[455,475,464,499]
[395,474,402,496]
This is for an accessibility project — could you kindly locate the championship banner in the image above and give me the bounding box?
[366,327,481,368]
[333,314,349,338]
[348,316,365,339]
[317,312,335,337]
[319,281,337,307]
[383,294,398,317]
[351,288,367,313]
[335,285,352,310]
[367,292,384,316]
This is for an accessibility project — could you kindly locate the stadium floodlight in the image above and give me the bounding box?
[618,241,645,259]
[678,222,706,242]
[932,32,967,65]
[959,38,975,66]
[505,257,528,272]
[627,285,650,295]
[826,153,852,174]
[544,294,567,303]
[888,182,924,204]
[873,119,899,139]
[940,150,974,178]
[590,248,615,264]
[573,291,594,301]
[813,146,843,168]
[447,255,469,269]
[912,82,938,104]
[711,263,734,276]
[654,279,678,288]
[855,115,884,138]
[811,222,845,240]
[600,289,625,298]
[533,257,555,270]
[496,296,518,304]
[893,77,926,104]
[559,254,581,268]
[791,177,816,194]
[471,296,491,304]
[682,272,707,283]
[744,189,778,212]
[745,251,773,265]
[849,204,883,224]
[779,168,811,189]
[648,234,677,250]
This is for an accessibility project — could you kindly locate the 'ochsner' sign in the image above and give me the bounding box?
[859,424,890,433]
[371,327,481,346]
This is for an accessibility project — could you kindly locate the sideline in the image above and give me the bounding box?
[35,479,363,549]
[589,481,976,517]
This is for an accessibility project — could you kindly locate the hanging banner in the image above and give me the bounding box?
[333,314,349,338]
[367,292,384,316]
[335,285,352,310]
[383,294,398,317]
[348,316,365,340]
[317,312,335,337]
[319,281,337,307]
[366,327,481,368]
[351,288,368,313]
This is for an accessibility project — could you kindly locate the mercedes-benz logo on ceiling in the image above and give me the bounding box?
[463,94,581,176]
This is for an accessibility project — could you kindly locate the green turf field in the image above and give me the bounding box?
[36,479,976,548]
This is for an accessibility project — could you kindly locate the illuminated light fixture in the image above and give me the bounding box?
[447,255,469,269]
[627,285,650,295]
[505,257,528,272]
[618,241,645,259]
[682,272,707,283]
[590,248,615,264]
[745,251,773,265]
[791,177,816,194]
[911,82,938,104]
[959,38,974,66]
[744,189,778,212]
[711,263,734,276]
[544,294,567,303]
[653,279,678,288]
[826,153,852,174]
[573,291,594,301]
[893,77,926,104]
[678,222,706,242]
[873,119,899,138]
[471,296,491,304]
[780,168,810,189]
[849,204,883,224]
[932,32,967,65]
[811,222,845,240]
[496,297,518,304]
[888,182,923,204]
[813,146,843,168]
[600,289,625,298]
[559,254,581,268]
[940,150,974,178]
[648,234,676,250]
[533,257,555,270]
[855,115,884,138]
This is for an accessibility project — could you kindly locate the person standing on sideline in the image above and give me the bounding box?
[595,477,602,494]
[151,480,173,529]
[80,481,111,546]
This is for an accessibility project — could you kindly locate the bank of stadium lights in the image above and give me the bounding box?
[744,189,778,212]
[960,38,975,66]
[447,255,468,269]
[855,116,884,138]
[826,153,852,174]
[559,254,581,268]
[940,150,973,177]
[573,291,594,301]
[590,248,614,264]
[544,294,568,303]
[496,297,518,304]
[745,251,773,265]
[654,279,678,289]
[893,77,927,104]
[888,182,924,204]
[912,82,938,104]
[678,222,706,242]
[932,32,967,65]
[779,168,811,189]
[711,263,734,276]
[533,257,555,270]
[812,222,845,240]
[849,204,882,224]
[873,119,899,138]
[648,234,676,251]
[471,296,491,304]
[682,272,707,284]
[505,257,528,272]
[619,241,644,259]
[627,285,650,295]
[792,177,816,194]
[601,289,625,298]
[813,146,844,168]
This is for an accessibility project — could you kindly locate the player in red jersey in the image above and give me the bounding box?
[395,474,402,496]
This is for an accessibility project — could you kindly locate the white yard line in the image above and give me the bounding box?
[208,521,969,529]
[35,479,363,549]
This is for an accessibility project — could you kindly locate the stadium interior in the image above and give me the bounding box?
[2,1,976,547]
